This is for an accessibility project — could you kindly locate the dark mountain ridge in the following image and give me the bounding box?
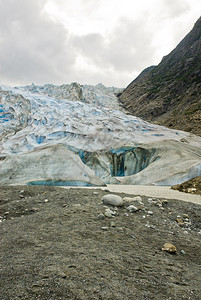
[119,17,201,135]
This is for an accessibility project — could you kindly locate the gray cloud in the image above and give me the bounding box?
[0,0,198,88]
[72,17,155,73]
[163,0,190,18]
[0,0,75,85]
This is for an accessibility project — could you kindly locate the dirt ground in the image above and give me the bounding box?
[0,185,201,300]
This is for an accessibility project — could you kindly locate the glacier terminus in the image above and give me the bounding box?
[0,82,201,186]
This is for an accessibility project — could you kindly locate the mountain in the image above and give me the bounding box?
[119,17,201,136]
[1,83,201,186]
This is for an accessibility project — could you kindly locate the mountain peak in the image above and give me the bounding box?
[119,16,201,136]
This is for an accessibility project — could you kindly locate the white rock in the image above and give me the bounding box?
[101,227,108,231]
[104,211,112,218]
[133,196,143,202]
[123,197,135,202]
[101,194,123,207]
[104,208,116,218]
[93,192,99,195]
[127,205,138,212]
[73,204,81,207]
[147,198,153,203]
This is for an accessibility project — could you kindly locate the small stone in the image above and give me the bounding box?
[137,205,146,211]
[147,211,153,215]
[101,227,108,231]
[162,243,177,253]
[93,191,99,195]
[19,191,25,197]
[123,197,135,202]
[118,227,124,231]
[183,214,189,219]
[63,204,68,207]
[44,199,48,203]
[105,208,116,215]
[98,213,105,220]
[176,218,184,226]
[19,190,25,199]
[31,207,38,212]
[187,188,196,193]
[133,196,142,202]
[101,194,123,207]
[58,271,67,279]
[104,211,112,218]
[184,222,191,228]
[73,204,81,207]
[180,249,185,255]
[4,212,9,215]
[147,198,153,203]
[127,205,138,213]
[110,221,116,227]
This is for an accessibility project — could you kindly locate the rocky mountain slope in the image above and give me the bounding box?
[0,83,201,186]
[119,17,201,136]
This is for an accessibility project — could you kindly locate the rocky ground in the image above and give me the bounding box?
[0,185,201,299]
[172,176,201,195]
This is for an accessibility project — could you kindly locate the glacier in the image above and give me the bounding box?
[0,82,201,186]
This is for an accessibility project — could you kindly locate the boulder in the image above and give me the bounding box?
[101,194,123,207]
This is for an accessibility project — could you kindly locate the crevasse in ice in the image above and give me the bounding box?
[0,83,201,186]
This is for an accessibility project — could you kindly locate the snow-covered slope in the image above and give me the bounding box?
[0,83,201,186]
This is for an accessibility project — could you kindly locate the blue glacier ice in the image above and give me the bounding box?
[0,83,201,186]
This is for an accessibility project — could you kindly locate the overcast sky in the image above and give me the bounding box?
[0,0,200,87]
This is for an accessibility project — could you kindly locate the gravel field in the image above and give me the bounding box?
[1,185,201,299]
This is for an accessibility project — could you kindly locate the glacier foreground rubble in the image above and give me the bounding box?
[0,83,201,186]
